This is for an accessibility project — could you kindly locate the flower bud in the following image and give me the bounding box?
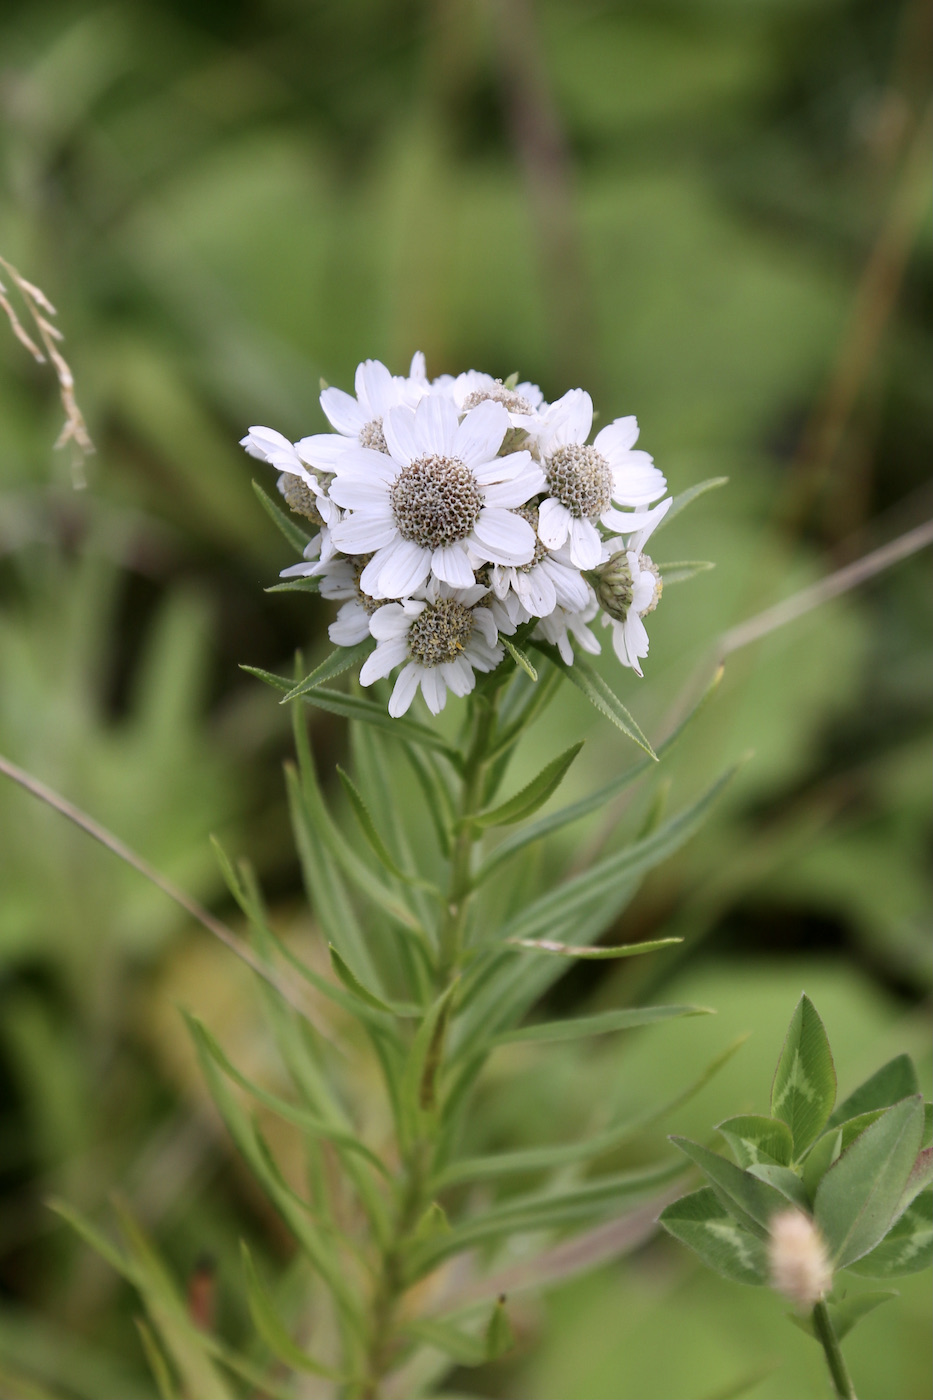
[593,550,634,622]
[768,1209,833,1308]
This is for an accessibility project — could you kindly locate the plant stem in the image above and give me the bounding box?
[812,1301,858,1400]
[437,693,497,984]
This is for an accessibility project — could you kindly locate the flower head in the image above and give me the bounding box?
[768,1210,833,1309]
[596,496,671,676]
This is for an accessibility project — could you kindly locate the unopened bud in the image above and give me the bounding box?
[593,551,634,622]
[768,1209,833,1308]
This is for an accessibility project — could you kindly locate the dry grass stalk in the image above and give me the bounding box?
[0,251,95,469]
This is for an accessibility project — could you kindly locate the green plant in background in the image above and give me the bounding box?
[662,994,932,1399]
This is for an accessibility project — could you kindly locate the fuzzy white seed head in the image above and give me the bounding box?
[768,1210,833,1308]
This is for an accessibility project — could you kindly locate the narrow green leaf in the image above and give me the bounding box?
[403,1319,485,1367]
[846,1188,932,1278]
[474,742,584,829]
[789,1291,897,1342]
[717,1116,794,1169]
[669,1138,789,1239]
[501,635,538,681]
[815,1096,925,1267]
[401,742,454,857]
[265,576,320,594]
[185,1013,391,1176]
[827,1055,920,1129]
[504,936,682,960]
[293,685,458,756]
[337,766,436,892]
[493,1003,711,1047]
[402,980,459,1126]
[284,642,374,701]
[135,1320,178,1400]
[476,664,724,886]
[746,1164,810,1211]
[485,1298,514,1360]
[653,476,729,532]
[241,1244,343,1379]
[530,645,656,756]
[802,1129,842,1199]
[252,479,313,553]
[328,945,420,1018]
[241,663,293,695]
[659,1188,769,1285]
[655,560,716,586]
[770,995,836,1156]
[48,1199,131,1281]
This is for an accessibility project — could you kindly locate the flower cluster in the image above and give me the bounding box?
[242,356,672,716]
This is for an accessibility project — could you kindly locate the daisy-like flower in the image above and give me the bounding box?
[528,389,667,570]
[594,495,672,676]
[295,356,424,471]
[489,504,590,619]
[308,555,390,646]
[329,394,545,600]
[241,425,338,558]
[360,578,502,717]
[533,592,602,666]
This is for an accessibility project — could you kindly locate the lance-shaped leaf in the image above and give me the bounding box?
[501,634,538,681]
[284,642,375,701]
[717,1116,794,1169]
[401,980,459,1134]
[814,1095,925,1267]
[747,1164,810,1212]
[652,475,729,532]
[770,995,836,1156]
[328,945,420,1018]
[241,1244,343,1379]
[827,1054,920,1129]
[845,1188,932,1278]
[655,560,716,586]
[659,1188,769,1286]
[493,1003,711,1048]
[252,479,313,553]
[485,1297,514,1360]
[401,742,454,857]
[473,741,584,829]
[530,645,656,756]
[135,1319,178,1400]
[403,1319,486,1367]
[266,576,320,594]
[337,766,437,891]
[789,1291,897,1342]
[670,1138,789,1238]
[503,936,681,960]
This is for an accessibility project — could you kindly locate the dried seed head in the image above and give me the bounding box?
[278,472,323,526]
[359,417,388,454]
[769,1210,833,1309]
[462,381,534,415]
[408,598,475,666]
[545,443,612,519]
[390,455,483,550]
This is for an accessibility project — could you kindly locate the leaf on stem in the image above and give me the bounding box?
[328,945,420,1018]
[401,980,459,1124]
[530,645,656,756]
[501,635,538,681]
[814,1095,925,1267]
[652,476,729,533]
[826,1055,920,1129]
[337,766,436,891]
[503,936,682,959]
[252,479,313,553]
[659,1188,769,1286]
[493,1003,711,1047]
[771,995,837,1157]
[655,560,716,586]
[845,1188,932,1278]
[241,1244,343,1379]
[669,1138,789,1238]
[717,1116,794,1169]
[789,1291,898,1342]
[284,643,375,701]
[473,741,584,829]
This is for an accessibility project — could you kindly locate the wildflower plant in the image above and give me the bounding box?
[661,994,933,1400]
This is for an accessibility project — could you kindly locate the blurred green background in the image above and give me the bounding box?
[0,1,930,1396]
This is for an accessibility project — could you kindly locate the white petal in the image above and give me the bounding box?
[481,460,546,507]
[544,388,592,448]
[355,359,396,417]
[331,447,398,484]
[360,638,410,684]
[453,398,509,467]
[383,405,419,465]
[389,664,421,716]
[365,536,431,598]
[369,602,417,640]
[321,387,367,436]
[331,512,397,553]
[329,475,393,510]
[472,606,499,646]
[547,559,590,612]
[537,497,573,549]
[600,506,661,534]
[295,433,350,469]
[594,415,639,456]
[471,509,535,565]
[413,393,459,457]
[516,566,556,618]
[440,655,475,697]
[329,605,373,646]
[419,668,447,715]
[567,517,603,569]
[431,541,476,588]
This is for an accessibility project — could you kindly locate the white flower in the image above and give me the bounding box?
[489,505,589,619]
[295,358,422,471]
[360,578,503,717]
[446,370,545,419]
[241,425,339,558]
[527,389,666,570]
[533,592,602,665]
[596,496,671,677]
[307,555,390,646]
[329,394,545,600]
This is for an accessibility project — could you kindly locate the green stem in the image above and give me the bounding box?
[437,693,497,984]
[811,1301,858,1400]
